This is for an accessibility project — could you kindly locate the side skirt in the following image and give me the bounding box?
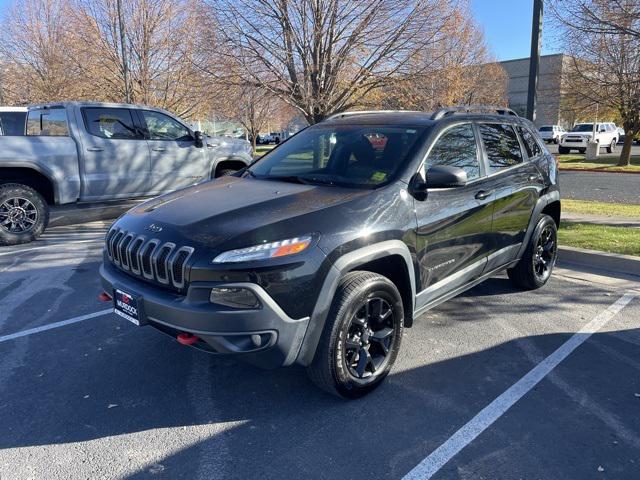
[413,259,520,318]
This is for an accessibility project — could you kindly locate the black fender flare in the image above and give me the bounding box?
[295,240,416,366]
[516,190,560,259]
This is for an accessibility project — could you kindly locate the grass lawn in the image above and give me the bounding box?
[562,199,640,219]
[558,222,640,256]
[254,145,275,155]
[557,153,640,173]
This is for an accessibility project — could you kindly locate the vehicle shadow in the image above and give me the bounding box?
[1,277,637,479]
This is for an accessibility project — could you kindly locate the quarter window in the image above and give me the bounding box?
[516,126,542,158]
[479,123,523,172]
[83,108,141,139]
[26,108,69,136]
[141,111,191,141]
[426,124,480,181]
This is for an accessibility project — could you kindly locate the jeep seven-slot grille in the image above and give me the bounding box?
[106,227,194,291]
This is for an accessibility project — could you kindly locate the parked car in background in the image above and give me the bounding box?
[257,132,282,144]
[0,106,27,136]
[100,106,560,398]
[558,122,618,154]
[0,102,253,245]
[538,125,565,144]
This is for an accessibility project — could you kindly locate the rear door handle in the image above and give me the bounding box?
[152,147,166,152]
[475,190,493,200]
[87,147,103,152]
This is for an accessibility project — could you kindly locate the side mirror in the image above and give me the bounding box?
[425,165,468,188]
[194,130,204,148]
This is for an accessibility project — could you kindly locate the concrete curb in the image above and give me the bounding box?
[559,167,640,175]
[558,246,640,277]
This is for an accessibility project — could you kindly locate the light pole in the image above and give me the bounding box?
[526,0,543,122]
[116,0,131,104]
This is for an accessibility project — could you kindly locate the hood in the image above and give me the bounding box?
[120,176,370,249]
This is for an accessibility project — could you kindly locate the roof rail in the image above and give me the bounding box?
[324,110,423,121]
[430,105,518,121]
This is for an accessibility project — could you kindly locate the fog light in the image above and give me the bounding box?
[210,287,260,309]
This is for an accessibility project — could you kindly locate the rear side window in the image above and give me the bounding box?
[0,112,26,135]
[516,126,542,158]
[83,108,140,139]
[426,124,480,181]
[26,108,69,136]
[479,123,523,173]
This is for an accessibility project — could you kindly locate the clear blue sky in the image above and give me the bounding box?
[471,0,561,61]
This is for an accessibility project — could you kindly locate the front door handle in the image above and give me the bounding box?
[152,147,166,152]
[87,147,103,152]
[475,190,493,200]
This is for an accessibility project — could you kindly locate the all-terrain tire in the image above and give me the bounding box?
[307,271,404,399]
[0,183,49,246]
[507,214,557,290]
[558,146,570,154]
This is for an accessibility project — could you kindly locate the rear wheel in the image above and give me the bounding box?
[578,148,586,154]
[507,214,557,290]
[307,271,404,398]
[0,183,49,246]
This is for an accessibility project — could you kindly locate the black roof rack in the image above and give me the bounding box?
[430,105,518,121]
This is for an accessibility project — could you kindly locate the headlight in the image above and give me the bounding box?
[212,235,313,263]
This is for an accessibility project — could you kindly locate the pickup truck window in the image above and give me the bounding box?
[83,108,141,140]
[26,108,69,136]
[0,112,26,136]
[141,110,191,141]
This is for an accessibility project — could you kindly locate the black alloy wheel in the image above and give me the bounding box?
[532,223,557,283]
[343,297,396,381]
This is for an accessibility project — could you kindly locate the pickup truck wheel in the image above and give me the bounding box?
[606,139,616,153]
[0,183,49,246]
[307,271,403,399]
[507,214,557,290]
[558,146,569,154]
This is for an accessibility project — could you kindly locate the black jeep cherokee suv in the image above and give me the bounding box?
[100,106,560,398]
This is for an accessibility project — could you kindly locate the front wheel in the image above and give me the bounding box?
[507,214,558,290]
[307,271,404,399]
[606,139,616,154]
[0,183,49,246]
[558,146,570,154]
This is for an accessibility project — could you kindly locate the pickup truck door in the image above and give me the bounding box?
[79,107,151,200]
[137,110,208,193]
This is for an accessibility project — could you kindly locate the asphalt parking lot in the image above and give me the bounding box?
[1,221,639,479]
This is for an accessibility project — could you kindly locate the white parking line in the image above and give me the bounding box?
[0,238,102,258]
[0,309,112,344]
[402,291,637,480]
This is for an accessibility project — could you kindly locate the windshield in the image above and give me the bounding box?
[247,125,425,188]
[539,126,552,132]
[571,124,594,132]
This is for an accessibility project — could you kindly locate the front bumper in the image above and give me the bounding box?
[560,137,589,148]
[100,262,310,368]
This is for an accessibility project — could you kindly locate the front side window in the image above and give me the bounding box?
[479,123,523,173]
[0,112,26,136]
[516,126,542,158]
[83,108,140,139]
[425,124,480,181]
[141,111,191,141]
[26,108,69,136]
[248,125,425,188]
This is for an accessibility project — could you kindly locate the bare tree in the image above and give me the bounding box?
[207,0,454,124]
[551,0,640,166]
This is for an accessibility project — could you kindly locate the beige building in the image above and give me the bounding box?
[500,53,571,127]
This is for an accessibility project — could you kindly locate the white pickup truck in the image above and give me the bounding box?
[0,102,253,245]
[558,122,619,154]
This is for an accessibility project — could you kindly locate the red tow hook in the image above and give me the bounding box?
[177,332,200,346]
[98,291,113,302]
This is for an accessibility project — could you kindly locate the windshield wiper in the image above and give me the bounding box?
[262,175,311,185]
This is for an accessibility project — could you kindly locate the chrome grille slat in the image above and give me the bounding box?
[105,228,194,291]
